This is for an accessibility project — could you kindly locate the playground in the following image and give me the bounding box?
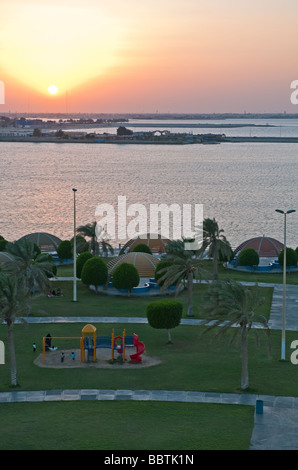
[34,347,161,369]
[35,324,161,369]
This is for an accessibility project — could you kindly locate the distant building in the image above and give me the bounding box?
[14,118,43,128]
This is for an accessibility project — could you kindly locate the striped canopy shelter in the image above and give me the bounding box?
[234,236,284,258]
[17,232,62,253]
[108,252,160,278]
[120,233,169,255]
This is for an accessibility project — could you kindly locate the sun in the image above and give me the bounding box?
[48,85,58,95]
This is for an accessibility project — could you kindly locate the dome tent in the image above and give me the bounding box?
[226,235,292,272]
[108,252,159,278]
[18,232,62,253]
[120,233,169,255]
[233,236,284,259]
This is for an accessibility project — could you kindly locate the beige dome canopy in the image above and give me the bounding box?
[108,252,160,278]
[120,233,169,255]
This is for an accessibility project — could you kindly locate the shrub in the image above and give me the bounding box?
[71,235,89,254]
[278,248,298,267]
[238,248,259,267]
[112,263,140,296]
[132,243,152,254]
[81,257,108,293]
[76,251,93,278]
[146,299,183,343]
[57,240,72,262]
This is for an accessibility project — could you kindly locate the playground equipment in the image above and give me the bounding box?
[42,334,83,362]
[82,325,145,363]
[42,324,145,364]
[129,334,145,363]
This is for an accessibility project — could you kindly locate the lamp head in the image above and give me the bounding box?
[287,209,296,214]
[275,209,284,214]
[72,188,77,192]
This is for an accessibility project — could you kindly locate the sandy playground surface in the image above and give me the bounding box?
[34,347,162,369]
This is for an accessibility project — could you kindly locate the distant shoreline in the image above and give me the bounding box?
[1,135,298,144]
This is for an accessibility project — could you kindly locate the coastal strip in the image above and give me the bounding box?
[1,135,298,144]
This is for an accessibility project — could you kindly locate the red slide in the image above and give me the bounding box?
[130,334,145,363]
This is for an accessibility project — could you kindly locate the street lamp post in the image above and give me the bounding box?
[73,188,78,302]
[275,209,296,360]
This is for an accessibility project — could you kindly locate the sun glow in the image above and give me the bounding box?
[0,4,126,97]
[48,85,58,95]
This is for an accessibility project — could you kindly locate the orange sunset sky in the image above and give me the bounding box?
[1,0,298,114]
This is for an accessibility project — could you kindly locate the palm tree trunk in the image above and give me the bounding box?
[240,325,249,390]
[167,329,172,343]
[187,272,194,317]
[213,241,218,281]
[7,322,18,387]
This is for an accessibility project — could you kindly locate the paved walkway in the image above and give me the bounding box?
[1,388,298,450]
[3,281,298,450]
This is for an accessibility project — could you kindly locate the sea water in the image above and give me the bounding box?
[0,119,297,249]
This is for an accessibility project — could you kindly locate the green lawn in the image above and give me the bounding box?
[0,261,295,450]
[0,320,296,450]
[31,279,274,321]
[0,401,253,450]
[0,321,297,396]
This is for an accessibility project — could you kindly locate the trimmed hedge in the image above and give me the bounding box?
[76,251,93,278]
[132,243,152,254]
[278,248,298,267]
[57,240,72,261]
[112,262,140,294]
[81,257,108,292]
[146,299,183,343]
[71,235,89,254]
[238,248,259,267]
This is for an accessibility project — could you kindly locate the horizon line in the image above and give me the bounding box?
[1,111,298,117]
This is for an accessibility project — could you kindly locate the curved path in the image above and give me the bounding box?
[3,282,298,450]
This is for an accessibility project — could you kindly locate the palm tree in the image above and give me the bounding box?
[157,239,208,317]
[1,239,53,386]
[0,273,24,386]
[77,221,114,257]
[98,227,114,257]
[202,218,232,280]
[201,279,271,390]
[4,239,52,298]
